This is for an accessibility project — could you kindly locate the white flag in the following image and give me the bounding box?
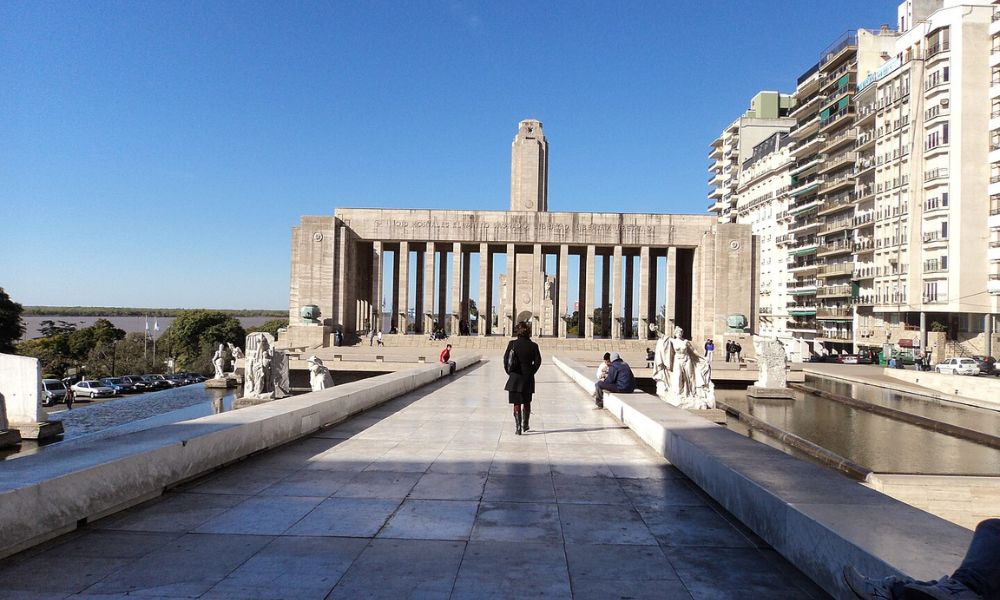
[145,317,149,331]
[154,318,159,332]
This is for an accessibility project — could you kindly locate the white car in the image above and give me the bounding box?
[71,380,117,398]
[934,358,980,376]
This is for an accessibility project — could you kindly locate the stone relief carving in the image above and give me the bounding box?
[752,336,788,389]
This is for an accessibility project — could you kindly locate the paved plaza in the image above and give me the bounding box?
[0,360,825,599]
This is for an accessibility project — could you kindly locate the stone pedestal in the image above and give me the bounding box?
[280,324,331,350]
[688,408,726,424]
[204,377,238,389]
[233,397,275,409]
[10,421,63,441]
[747,386,795,399]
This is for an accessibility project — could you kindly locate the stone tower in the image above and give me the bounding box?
[510,119,548,211]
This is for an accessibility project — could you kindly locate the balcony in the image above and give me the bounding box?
[789,241,819,257]
[791,134,826,158]
[787,319,818,332]
[924,168,949,183]
[816,329,853,341]
[790,115,821,140]
[819,174,854,195]
[818,240,853,257]
[989,274,1000,295]
[817,263,854,278]
[819,151,858,175]
[819,107,855,133]
[922,294,948,305]
[819,218,853,235]
[788,306,818,318]
[789,283,818,296]
[853,213,874,227]
[817,284,853,298]
[823,128,857,153]
[816,307,853,320]
[853,238,875,254]
[926,41,950,60]
[989,242,1000,262]
[923,259,949,273]
[922,231,949,244]
[775,233,794,246]
[817,193,855,216]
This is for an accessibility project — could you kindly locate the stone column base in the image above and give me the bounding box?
[9,421,64,441]
[204,377,238,389]
[747,386,794,399]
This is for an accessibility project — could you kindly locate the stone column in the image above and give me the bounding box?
[611,246,622,340]
[532,244,543,335]
[452,242,462,334]
[558,245,569,338]
[506,243,516,334]
[438,249,448,333]
[414,248,424,334]
[585,245,595,339]
[391,244,400,332]
[601,252,611,337]
[372,241,383,333]
[665,247,677,333]
[624,253,634,338]
[639,246,651,339]
[479,243,489,336]
[423,242,436,334]
[462,250,471,333]
[397,241,409,334]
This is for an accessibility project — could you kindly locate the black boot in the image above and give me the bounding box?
[513,411,522,435]
[521,405,531,432]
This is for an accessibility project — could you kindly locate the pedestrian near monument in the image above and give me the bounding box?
[64,384,74,410]
[734,341,743,362]
[592,352,636,409]
[503,321,542,435]
[596,352,611,382]
[725,340,734,362]
[376,330,384,347]
[704,338,715,363]
[369,328,376,347]
[440,343,456,375]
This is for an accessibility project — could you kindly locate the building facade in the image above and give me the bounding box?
[285,120,757,349]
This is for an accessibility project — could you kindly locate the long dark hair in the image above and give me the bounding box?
[514,321,532,338]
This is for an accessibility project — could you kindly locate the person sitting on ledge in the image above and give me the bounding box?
[843,517,999,600]
[592,352,635,409]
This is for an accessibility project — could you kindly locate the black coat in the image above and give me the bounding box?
[503,337,542,394]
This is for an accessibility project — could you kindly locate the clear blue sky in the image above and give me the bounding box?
[2,0,897,310]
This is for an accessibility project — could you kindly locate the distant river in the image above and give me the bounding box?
[20,314,280,340]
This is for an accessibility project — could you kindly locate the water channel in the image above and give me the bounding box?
[717,375,1000,476]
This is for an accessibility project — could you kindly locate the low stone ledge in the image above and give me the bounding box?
[0,355,480,560]
[551,355,972,600]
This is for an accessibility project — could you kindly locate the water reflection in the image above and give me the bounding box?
[717,381,1000,475]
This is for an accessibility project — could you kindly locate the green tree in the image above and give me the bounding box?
[165,310,245,371]
[67,318,125,359]
[17,335,72,377]
[0,287,25,354]
[246,319,288,338]
[38,319,77,337]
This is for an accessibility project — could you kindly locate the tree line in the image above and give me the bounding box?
[22,306,285,318]
[1,288,288,378]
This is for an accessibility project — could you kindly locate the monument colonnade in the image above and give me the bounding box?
[367,240,688,340]
[285,209,754,348]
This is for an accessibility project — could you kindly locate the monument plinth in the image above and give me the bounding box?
[0,354,63,441]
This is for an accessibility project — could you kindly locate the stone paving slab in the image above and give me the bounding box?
[0,360,828,598]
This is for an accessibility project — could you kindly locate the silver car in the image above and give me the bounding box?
[71,380,116,398]
[42,379,68,406]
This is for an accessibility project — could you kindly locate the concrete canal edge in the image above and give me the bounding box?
[551,355,974,600]
[0,355,481,560]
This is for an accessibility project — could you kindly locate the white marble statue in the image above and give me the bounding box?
[227,342,244,372]
[212,343,227,379]
[244,333,273,398]
[306,355,334,391]
[650,324,716,410]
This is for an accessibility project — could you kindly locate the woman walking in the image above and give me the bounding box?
[503,321,542,435]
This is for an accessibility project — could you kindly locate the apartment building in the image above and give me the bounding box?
[733,133,800,357]
[708,92,796,223]
[711,0,1000,361]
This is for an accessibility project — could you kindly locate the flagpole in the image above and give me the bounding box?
[153,317,158,365]
[144,316,149,361]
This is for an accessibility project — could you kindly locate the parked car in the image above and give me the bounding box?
[165,374,191,386]
[856,350,876,365]
[821,354,844,363]
[100,377,136,394]
[42,379,68,406]
[934,357,981,376]
[121,375,150,391]
[892,351,915,366]
[841,355,859,364]
[71,380,117,398]
[970,355,997,376]
[140,375,171,390]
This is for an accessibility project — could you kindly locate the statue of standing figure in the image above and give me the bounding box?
[212,343,227,379]
[227,342,244,372]
[650,324,716,410]
[306,355,334,391]
[244,333,273,398]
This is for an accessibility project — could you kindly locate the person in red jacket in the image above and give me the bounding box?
[440,344,455,374]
